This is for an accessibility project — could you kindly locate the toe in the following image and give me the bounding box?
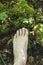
[22,28,25,35]
[22,28,28,36]
[19,29,22,36]
[13,34,16,43]
[14,34,16,39]
[25,29,28,36]
[16,30,19,37]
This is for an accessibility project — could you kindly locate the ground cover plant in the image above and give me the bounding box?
[0,0,43,65]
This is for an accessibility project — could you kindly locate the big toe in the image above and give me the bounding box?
[22,28,28,36]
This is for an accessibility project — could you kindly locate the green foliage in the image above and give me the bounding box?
[29,55,34,63]
[0,22,9,34]
[0,0,43,65]
[0,2,5,11]
[11,0,35,17]
[0,2,8,12]
[17,17,34,23]
[36,12,42,22]
[0,12,8,21]
[0,52,12,65]
[33,24,43,46]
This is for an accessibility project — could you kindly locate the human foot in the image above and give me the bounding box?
[13,28,28,65]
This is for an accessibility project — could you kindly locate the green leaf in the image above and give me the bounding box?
[23,17,34,23]
[28,17,34,24]
[0,12,8,21]
[23,18,28,23]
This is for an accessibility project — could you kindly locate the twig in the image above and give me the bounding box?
[0,53,7,65]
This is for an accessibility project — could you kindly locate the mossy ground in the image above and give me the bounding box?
[0,0,43,65]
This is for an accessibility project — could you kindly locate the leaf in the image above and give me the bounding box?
[0,12,8,21]
[23,17,34,23]
[23,18,28,23]
[28,17,34,24]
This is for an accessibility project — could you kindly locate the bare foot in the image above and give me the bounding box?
[13,28,28,65]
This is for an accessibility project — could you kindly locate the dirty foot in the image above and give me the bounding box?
[13,28,28,65]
